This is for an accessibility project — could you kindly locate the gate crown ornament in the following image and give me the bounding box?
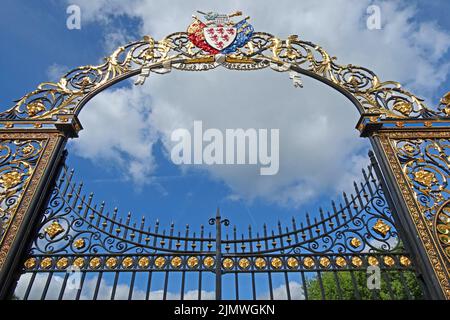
[0,10,447,123]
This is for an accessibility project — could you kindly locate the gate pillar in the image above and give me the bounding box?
[0,116,79,298]
[359,113,450,299]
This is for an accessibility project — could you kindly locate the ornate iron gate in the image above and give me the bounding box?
[0,10,449,300]
[8,152,424,300]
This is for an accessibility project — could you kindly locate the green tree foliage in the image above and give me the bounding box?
[306,271,423,300]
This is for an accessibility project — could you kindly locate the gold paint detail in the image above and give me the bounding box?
[73,257,85,268]
[383,256,395,267]
[171,256,182,268]
[335,256,347,268]
[254,257,266,269]
[122,257,134,269]
[154,256,166,268]
[73,238,85,249]
[222,258,234,269]
[89,257,101,269]
[187,256,199,268]
[319,257,331,268]
[239,258,251,269]
[368,256,379,266]
[24,257,36,269]
[0,171,22,190]
[436,201,450,259]
[303,257,315,268]
[56,257,69,269]
[138,257,150,268]
[287,257,299,269]
[40,257,53,269]
[393,101,412,116]
[203,256,215,268]
[372,219,391,237]
[351,256,363,267]
[44,220,64,239]
[399,256,411,267]
[413,170,437,188]
[105,257,118,269]
[350,237,361,248]
[271,257,283,269]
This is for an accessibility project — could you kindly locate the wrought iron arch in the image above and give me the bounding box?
[0,29,447,126]
[0,12,449,300]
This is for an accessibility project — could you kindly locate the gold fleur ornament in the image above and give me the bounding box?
[122,257,134,268]
[350,237,361,248]
[239,258,251,269]
[154,256,166,268]
[138,257,150,268]
[399,256,411,267]
[335,256,347,268]
[45,220,65,239]
[73,257,85,268]
[89,257,101,269]
[440,91,450,116]
[303,257,315,268]
[254,258,266,269]
[106,257,118,269]
[393,100,412,116]
[203,256,215,268]
[24,257,36,269]
[171,256,182,268]
[271,257,283,269]
[56,257,69,269]
[372,219,391,237]
[319,257,331,268]
[222,258,234,269]
[187,256,199,268]
[40,257,53,269]
[413,170,438,188]
[287,257,299,269]
[0,171,22,190]
[26,100,46,117]
[73,237,85,249]
[351,256,363,267]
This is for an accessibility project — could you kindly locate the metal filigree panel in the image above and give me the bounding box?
[379,131,450,299]
[0,133,61,270]
[12,160,422,300]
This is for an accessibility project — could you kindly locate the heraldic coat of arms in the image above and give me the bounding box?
[187,11,254,55]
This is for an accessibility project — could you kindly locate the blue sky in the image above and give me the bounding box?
[1,0,450,237]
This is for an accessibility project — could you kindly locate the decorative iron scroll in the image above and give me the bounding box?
[0,132,61,271]
[0,12,446,121]
[394,138,450,222]
[379,131,450,299]
[0,138,44,245]
[20,162,410,273]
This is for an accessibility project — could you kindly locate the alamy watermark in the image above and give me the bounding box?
[170,121,279,176]
[366,5,382,30]
[66,4,81,30]
[367,265,381,290]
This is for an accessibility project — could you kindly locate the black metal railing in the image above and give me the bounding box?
[9,153,425,300]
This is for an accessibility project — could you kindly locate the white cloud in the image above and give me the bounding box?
[13,273,215,300]
[46,63,68,82]
[69,85,158,186]
[14,272,303,300]
[258,281,305,300]
[65,0,450,206]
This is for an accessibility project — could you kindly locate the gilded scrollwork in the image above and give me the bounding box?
[0,139,44,245]
[393,138,450,222]
[380,131,450,299]
[436,201,450,260]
